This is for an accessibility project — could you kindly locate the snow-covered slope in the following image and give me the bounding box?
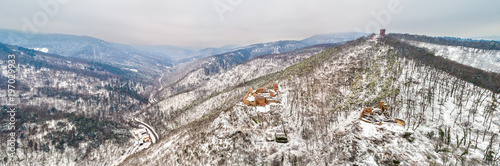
[120,36,499,165]
[138,45,331,136]
[0,43,148,166]
[153,33,367,97]
[405,40,500,73]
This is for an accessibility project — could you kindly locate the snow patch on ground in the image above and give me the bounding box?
[32,47,49,53]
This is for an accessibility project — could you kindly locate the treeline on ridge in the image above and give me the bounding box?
[389,33,500,50]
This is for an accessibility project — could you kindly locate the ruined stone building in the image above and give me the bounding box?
[242,83,280,106]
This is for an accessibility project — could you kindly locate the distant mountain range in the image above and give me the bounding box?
[155,32,367,93]
[0,29,240,64]
[0,29,248,81]
[0,28,367,83]
[300,32,368,45]
[0,29,181,79]
[0,29,366,63]
[199,32,367,75]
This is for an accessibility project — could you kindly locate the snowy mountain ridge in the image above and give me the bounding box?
[1,33,499,165]
[119,35,499,165]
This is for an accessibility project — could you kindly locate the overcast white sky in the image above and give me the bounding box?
[0,0,499,49]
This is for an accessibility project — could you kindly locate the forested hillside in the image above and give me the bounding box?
[120,35,499,165]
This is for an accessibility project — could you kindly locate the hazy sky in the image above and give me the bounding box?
[1,0,499,49]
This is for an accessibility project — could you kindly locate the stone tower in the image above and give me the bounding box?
[380,29,386,36]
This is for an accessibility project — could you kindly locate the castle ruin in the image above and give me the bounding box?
[242,83,280,107]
